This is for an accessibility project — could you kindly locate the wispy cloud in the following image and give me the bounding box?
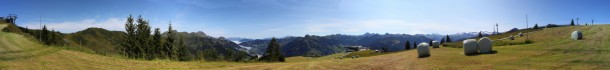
[23,18,125,33]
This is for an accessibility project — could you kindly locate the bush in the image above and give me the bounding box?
[545,24,560,28]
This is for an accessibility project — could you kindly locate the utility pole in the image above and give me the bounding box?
[576,18,580,25]
[526,14,529,40]
[39,15,42,42]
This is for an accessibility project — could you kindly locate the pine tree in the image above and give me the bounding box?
[405,41,410,50]
[42,25,49,45]
[570,19,575,26]
[135,15,152,59]
[428,40,433,46]
[177,36,191,61]
[440,37,445,44]
[123,15,137,58]
[478,32,483,38]
[152,28,163,59]
[533,24,539,29]
[261,38,283,62]
[165,23,177,60]
[445,35,452,42]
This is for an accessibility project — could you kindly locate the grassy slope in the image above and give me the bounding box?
[2,23,610,69]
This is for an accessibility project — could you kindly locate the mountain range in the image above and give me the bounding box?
[232,32,490,57]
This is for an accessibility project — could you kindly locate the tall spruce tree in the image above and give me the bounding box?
[428,40,433,46]
[570,19,575,26]
[177,36,191,61]
[440,37,445,44]
[445,35,452,42]
[123,15,137,58]
[478,32,483,38]
[135,15,152,59]
[41,25,48,45]
[261,38,284,62]
[165,23,177,60]
[533,24,539,29]
[405,41,410,50]
[152,28,163,58]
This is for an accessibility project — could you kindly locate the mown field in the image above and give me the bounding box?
[2,23,610,70]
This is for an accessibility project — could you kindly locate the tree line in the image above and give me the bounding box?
[404,35,451,50]
[121,15,189,61]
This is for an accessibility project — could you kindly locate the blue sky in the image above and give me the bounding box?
[1,0,609,39]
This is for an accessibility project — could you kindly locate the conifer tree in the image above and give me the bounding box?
[478,32,483,38]
[428,40,433,46]
[440,37,445,44]
[570,19,575,26]
[261,38,283,62]
[405,41,410,50]
[177,36,191,61]
[135,15,152,59]
[165,23,177,60]
[533,24,539,29]
[123,15,137,58]
[42,25,49,45]
[445,35,452,42]
[152,28,163,58]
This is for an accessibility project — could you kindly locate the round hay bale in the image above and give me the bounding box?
[478,37,493,53]
[432,41,440,48]
[571,31,582,40]
[518,32,524,37]
[417,43,430,57]
[508,35,515,40]
[463,39,478,55]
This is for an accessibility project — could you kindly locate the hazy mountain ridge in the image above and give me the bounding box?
[237,32,488,57]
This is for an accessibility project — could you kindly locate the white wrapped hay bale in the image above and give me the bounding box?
[518,32,524,37]
[478,37,493,53]
[417,43,430,57]
[463,39,478,55]
[571,31,582,40]
[508,35,515,40]
[432,41,440,48]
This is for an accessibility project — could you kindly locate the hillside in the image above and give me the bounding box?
[0,22,253,61]
[2,23,610,69]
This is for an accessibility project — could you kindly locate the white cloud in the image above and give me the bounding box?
[23,18,125,33]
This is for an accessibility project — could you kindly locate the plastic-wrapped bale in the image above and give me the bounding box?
[508,35,515,40]
[478,37,493,53]
[463,39,478,55]
[571,31,582,40]
[432,41,440,48]
[518,32,524,37]
[417,43,430,57]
